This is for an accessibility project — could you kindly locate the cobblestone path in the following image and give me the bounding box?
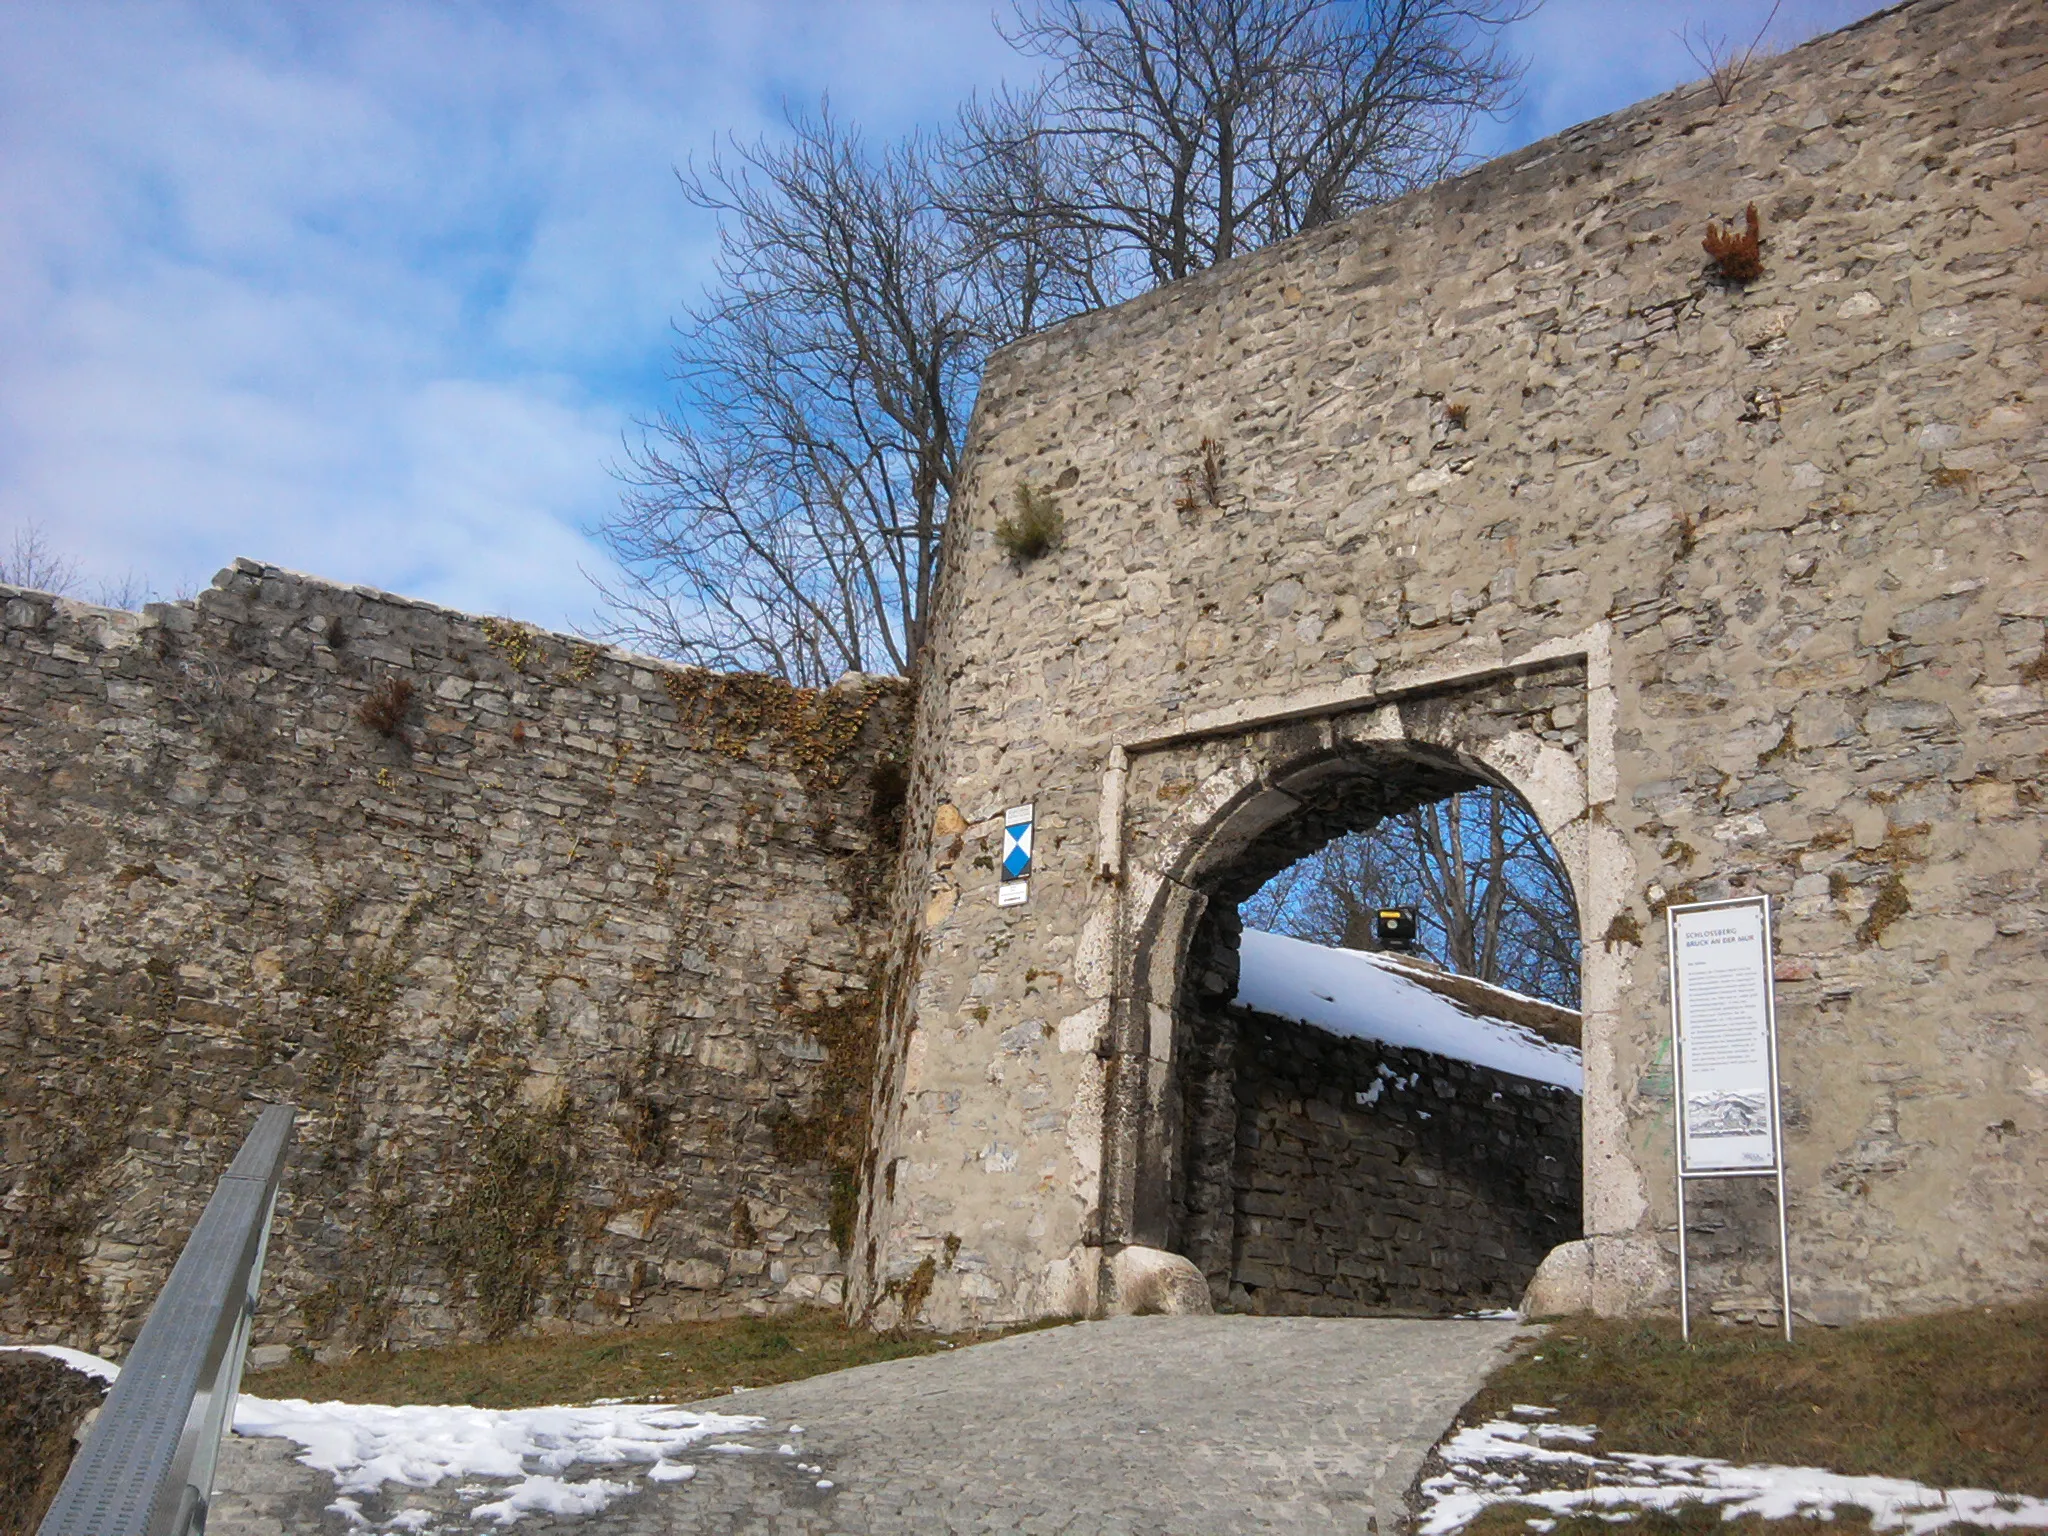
[211,1315,1524,1535]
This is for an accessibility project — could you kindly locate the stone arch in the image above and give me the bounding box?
[1097,662,1596,1310]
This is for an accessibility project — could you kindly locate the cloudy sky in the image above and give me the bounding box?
[1,0,1887,633]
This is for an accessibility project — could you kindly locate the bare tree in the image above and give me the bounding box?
[0,523,154,610]
[1241,785,1580,1006]
[957,0,1534,293]
[1680,0,1784,108]
[593,114,998,686]
[947,93,1123,334]
[1,524,82,596]
[600,1,1536,679]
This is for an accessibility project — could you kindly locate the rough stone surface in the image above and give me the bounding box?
[1520,1234,1677,1319]
[857,0,2048,1331]
[1209,1010,1580,1317]
[1,564,908,1354]
[1104,1243,1213,1315]
[207,1315,1524,1534]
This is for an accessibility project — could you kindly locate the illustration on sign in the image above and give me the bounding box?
[998,803,1033,907]
[1686,1091,1770,1138]
[1671,899,1779,1173]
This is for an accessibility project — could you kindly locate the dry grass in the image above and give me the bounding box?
[244,1308,1062,1409]
[995,483,1064,561]
[1469,1301,2048,1497]
[356,674,416,737]
[1173,437,1225,512]
[2,1353,107,1536]
[1703,204,1764,283]
[1462,1505,1878,1536]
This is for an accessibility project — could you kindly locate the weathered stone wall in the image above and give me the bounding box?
[855,0,2048,1329]
[1212,1009,1581,1316]
[1,562,907,1356]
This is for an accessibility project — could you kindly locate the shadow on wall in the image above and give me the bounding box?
[1206,1006,1582,1315]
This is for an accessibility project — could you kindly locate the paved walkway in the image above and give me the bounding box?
[210,1315,1525,1535]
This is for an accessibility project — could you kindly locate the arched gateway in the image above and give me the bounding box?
[851,0,2047,1333]
[1101,663,1595,1314]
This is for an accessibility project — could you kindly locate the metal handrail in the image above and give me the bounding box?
[39,1103,297,1536]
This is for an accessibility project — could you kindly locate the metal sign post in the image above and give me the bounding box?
[1667,896,1792,1342]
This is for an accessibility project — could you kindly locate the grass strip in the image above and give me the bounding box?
[1466,1300,2048,1497]
[243,1309,1019,1409]
[1458,1506,1882,1536]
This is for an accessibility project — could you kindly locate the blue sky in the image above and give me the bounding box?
[0,0,1888,633]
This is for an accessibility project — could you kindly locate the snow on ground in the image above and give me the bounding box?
[1236,929,1584,1090]
[1419,1407,2048,1535]
[6,1343,770,1528]
[237,1396,771,1526]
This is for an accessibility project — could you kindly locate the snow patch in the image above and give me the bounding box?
[1236,930,1583,1090]
[2,1343,777,1528]
[232,1396,765,1526]
[1419,1417,2048,1536]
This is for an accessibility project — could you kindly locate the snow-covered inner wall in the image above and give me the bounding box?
[1168,930,1582,1315]
[1235,931,1584,1091]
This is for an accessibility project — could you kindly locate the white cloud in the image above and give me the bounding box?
[0,0,1013,631]
[0,0,1891,633]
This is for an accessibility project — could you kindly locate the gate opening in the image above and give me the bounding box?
[1160,755,1584,1316]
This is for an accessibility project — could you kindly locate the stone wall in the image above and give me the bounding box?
[1,562,908,1356]
[1211,1009,1581,1316]
[854,0,2048,1329]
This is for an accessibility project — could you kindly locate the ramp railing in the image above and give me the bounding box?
[38,1103,297,1536]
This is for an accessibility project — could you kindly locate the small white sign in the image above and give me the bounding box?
[997,802,1033,907]
[1670,897,1780,1174]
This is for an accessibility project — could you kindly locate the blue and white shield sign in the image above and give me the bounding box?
[998,803,1033,906]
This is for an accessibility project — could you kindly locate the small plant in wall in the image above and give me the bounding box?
[995,483,1064,562]
[357,674,416,738]
[1703,204,1764,284]
[1173,437,1225,513]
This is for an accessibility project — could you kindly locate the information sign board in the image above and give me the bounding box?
[1671,898,1779,1173]
[1666,893,1792,1341]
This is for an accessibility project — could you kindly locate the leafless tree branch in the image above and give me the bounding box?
[593,112,996,686]
[598,1,1539,679]
[956,0,1535,290]
[0,524,82,597]
[0,523,155,610]
[1679,0,1784,108]
[1240,783,1581,1007]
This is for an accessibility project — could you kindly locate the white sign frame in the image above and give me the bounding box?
[997,802,1033,907]
[1667,894,1792,1342]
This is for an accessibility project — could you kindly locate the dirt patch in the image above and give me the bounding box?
[0,1353,109,1536]
[244,1308,1064,1410]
